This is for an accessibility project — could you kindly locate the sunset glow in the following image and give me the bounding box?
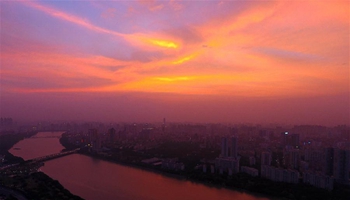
[0,0,348,124]
[149,39,178,48]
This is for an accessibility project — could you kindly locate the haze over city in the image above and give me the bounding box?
[0,1,349,125]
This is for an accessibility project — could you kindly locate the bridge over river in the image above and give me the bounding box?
[0,148,80,174]
[26,148,80,163]
[27,136,61,139]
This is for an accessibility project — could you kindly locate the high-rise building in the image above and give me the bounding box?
[290,134,300,148]
[230,137,238,159]
[303,172,334,190]
[88,128,101,151]
[261,152,272,166]
[323,147,334,176]
[304,149,323,171]
[108,128,116,142]
[280,132,299,148]
[221,137,228,157]
[215,157,240,174]
[221,137,238,158]
[217,136,240,174]
[283,149,299,170]
[249,156,256,166]
[261,165,299,184]
[289,149,300,170]
[333,148,350,183]
[281,131,289,146]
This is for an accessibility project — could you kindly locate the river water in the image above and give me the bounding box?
[9,132,271,200]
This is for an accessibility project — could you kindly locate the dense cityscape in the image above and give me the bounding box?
[0,118,349,199]
[1,0,348,199]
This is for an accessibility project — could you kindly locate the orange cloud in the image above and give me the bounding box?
[149,39,178,48]
[154,76,193,82]
[3,1,347,100]
[172,54,196,64]
[1,51,137,89]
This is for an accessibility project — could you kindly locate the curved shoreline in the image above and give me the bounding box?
[6,131,348,200]
[59,148,346,199]
[76,151,277,200]
[0,132,83,200]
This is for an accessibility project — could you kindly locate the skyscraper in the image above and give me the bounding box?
[261,152,272,166]
[221,137,238,159]
[290,134,300,148]
[217,136,240,174]
[230,137,238,159]
[108,128,116,142]
[221,137,228,157]
[280,132,299,148]
[333,148,350,183]
[281,131,289,147]
[323,147,334,176]
[88,128,101,151]
[289,149,300,169]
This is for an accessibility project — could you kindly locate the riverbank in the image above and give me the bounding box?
[59,133,350,200]
[75,149,350,200]
[0,132,37,164]
[78,151,276,200]
[0,132,83,200]
[1,171,83,200]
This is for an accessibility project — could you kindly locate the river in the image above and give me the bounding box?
[9,132,271,200]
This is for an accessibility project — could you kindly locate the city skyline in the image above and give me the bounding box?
[0,1,349,125]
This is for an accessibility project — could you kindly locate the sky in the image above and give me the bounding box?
[0,0,349,125]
